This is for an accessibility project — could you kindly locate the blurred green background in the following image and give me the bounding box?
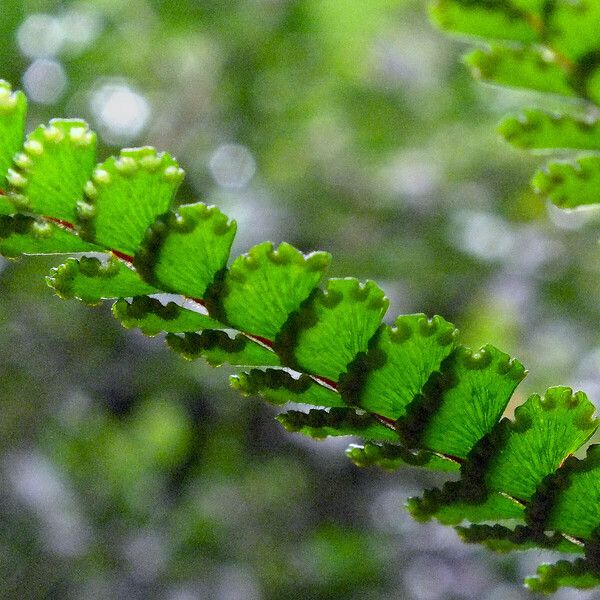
[2,1,600,598]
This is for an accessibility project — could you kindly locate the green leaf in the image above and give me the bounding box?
[499,110,600,151]
[485,387,597,500]
[135,202,236,298]
[0,194,14,215]
[232,368,344,406]
[547,446,600,541]
[216,241,331,339]
[525,559,600,594]
[457,523,583,554]
[430,0,538,43]
[77,147,184,254]
[47,256,159,304]
[279,278,388,381]
[0,80,27,189]
[352,314,457,420]
[7,119,97,222]
[276,407,400,442]
[420,345,526,458]
[407,388,596,527]
[408,488,526,525]
[548,2,600,61]
[0,215,99,258]
[464,46,574,97]
[112,296,224,336]
[346,441,460,473]
[509,0,546,12]
[533,155,600,208]
[168,331,280,368]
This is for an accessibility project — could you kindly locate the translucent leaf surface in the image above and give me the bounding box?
[47,257,159,304]
[465,46,574,97]
[354,314,457,420]
[112,297,224,336]
[233,369,343,407]
[420,345,525,458]
[485,387,597,500]
[135,202,236,298]
[547,446,600,540]
[457,524,582,554]
[430,0,538,43]
[281,278,388,381]
[218,241,331,339]
[0,194,14,215]
[168,331,280,368]
[0,80,26,189]
[499,111,600,151]
[548,2,600,61]
[346,442,460,473]
[277,408,400,441]
[408,489,525,525]
[8,119,96,222]
[533,156,600,208]
[77,147,184,254]
[526,559,600,594]
[0,215,99,257]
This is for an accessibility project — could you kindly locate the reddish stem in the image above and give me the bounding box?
[47,216,75,230]
[23,208,457,465]
[111,249,134,264]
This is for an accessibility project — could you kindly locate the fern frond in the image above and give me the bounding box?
[432,0,600,211]
[2,78,600,592]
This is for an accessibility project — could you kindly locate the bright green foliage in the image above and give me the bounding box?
[421,345,525,458]
[0,195,14,214]
[281,278,388,381]
[113,297,224,335]
[499,110,600,151]
[526,560,600,594]
[277,408,400,442]
[355,314,457,420]
[346,441,460,473]
[409,490,525,526]
[548,2,600,60]
[547,446,600,540]
[77,147,184,254]
[465,46,574,97]
[532,155,600,208]
[430,0,538,43]
[456,523,583,554]
[0,216,98,257]
[0,80,26,189]
[8,120,97,222]
[432,0,600,212]
[485,387,597,499]
[219,241,331,339]
[410,387,597,527]
[167,331,280,367]
[233,369,344,407]
[135,202,236,298]
[4,80,600,591]
[47,257,159,304]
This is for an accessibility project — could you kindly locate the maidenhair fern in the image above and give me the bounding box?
[2,78,600,593]
[431,0,600,210]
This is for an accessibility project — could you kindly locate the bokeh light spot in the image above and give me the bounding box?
[17,13,65,58]
[209,144,256,189]
[90,82,151,144]
[22,59,68,104]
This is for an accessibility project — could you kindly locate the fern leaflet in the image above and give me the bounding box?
[1,78,600,592]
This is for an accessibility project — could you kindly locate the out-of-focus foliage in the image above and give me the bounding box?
[3,1,600,599]
[433,0,600,212]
